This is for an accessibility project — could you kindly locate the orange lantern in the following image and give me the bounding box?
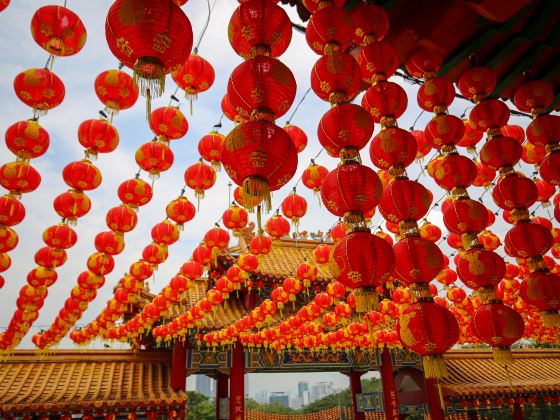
[106,205,138,234]
[0,161,41,196]
[62,160,102,191]
[166,196,196,227]
[204,227,230,250]
[171,53,215,101]
[152,220,179,246]
[265,214,290,239]
[198,131,225,171]
[302,163,329,194]
[149,106,188,142]
[118,177,153,209]
[5,120,50,160]
[222,204,248,230]
[77,119,119,158]
[283,124,307,153]
[95,231,125,255]
[135,141,174,179]
[43,223,77,249]
[94,69,139,116]
[184,160,216,201]
[281,192,307,229]
[53,190,91,224]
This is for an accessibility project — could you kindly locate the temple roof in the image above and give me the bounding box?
[441,349,560,397]
[0,350,186,414]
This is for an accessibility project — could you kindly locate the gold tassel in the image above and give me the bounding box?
[422,354,449,379]
[211,161,221,172]
[354,287,378,313]
[437,381,445,409]
[541,311,560,327]
[242,177,271,213]
[492,346,514,365]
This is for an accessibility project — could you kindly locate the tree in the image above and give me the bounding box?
[185,391,215,420]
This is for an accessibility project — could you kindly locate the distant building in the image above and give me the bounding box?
[195,374,213,399]
[269,392,290,408]
[298,381,309,400]
[245,375,250,397]
[254,390,269,404]
[310,381,334,402]
[290,396,303,409]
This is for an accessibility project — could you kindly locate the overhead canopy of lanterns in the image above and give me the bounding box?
[1,0,560,391]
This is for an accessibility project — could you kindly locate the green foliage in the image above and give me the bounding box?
[185,391,215,420]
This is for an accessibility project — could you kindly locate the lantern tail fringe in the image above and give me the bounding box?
[541,311,560,327]
[355,288,378,313]
[493,346,515,366]
[423,354,449,379]
[211,161,222,172]
[133,58,165,98]
[242,177,271,213]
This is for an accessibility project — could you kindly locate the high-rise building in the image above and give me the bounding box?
[269,392,290,408]
[298,381,310,405]
[195,374,213,399]
[310,381,334,402]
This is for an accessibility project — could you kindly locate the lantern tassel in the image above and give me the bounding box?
[242,177,271,213]
[211,161,222,172]
[492,346,515,366]
[422,354,449,379]
[354,287,378,313]
[541,311,560,327]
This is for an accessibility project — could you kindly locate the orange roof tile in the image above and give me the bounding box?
[0,350,185,414]
[441,349,560,396]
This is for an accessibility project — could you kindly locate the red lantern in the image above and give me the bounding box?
[0,226,18,253]
[404,49,443,78]
[379,179,432,224]
[397,301,459,378]
[432,154,477,191]
[436,268,457,287]
[456,248,505,289]
[0,0,9,12]
[0,253,10,273]
[526,114,560,147]
[469,99,510,132]
[357,41,398,83]
[227,56,296,120]
[320,163,383,222]
[504,222,553,258]
[181,260,203,279]
[192,244,212,266]
[94,70,139,115]
[458,120,483,151]
[171,53,215,100]
[249,235,273,255]
[457,67,496,101]
[77,119,119,158]
[492,175,538,211]
[265,214,290,238]
[142,243,168,267]
[118,178,153,209]
[106,205,138,234]
[305,4,354,55]
[283,124,307,153]
[4,120,50,160]
[184,161,216,200]
[370,127,417,171]
[228,0,291,58]
[166,196,196,226]
[152,221,179,246]
[13,68,65,114]
[105,0,193,97]
[534,179,556,205]
[330,230,395,289]
[30,5,87,56]
[473,162,495,188]
[95,231,125,255]
[393,237,445,285]
[198,131,225,171]
[53,190,91,223]
[27,267,57,288]
[362,81,408,124]
[311,52,363,105]
[149,107,188,141]
[87,252,115,276]
[480,135,522,170]
[221,94,246,124]
[62,160,102,191]
[222,120,298,211]
[514,80,554,113]
[238,253,259,272]
[351,4,389,45]
[0,162,41,196]
[472,303,524,362]
[412,129,432,159]
[419,221,441,242]
[478,230,501,251]
[520,271,560,325]
[417,77,455,112]
[425,114,465,149]
[43,223,77,249]
[443,199,488,235]
[223,205,248,230]
[135,141,174,179]
[318,103,375,157]
[540,152,560,186]
[302,163,328,193]
[312,244,331,265]
[204,227,230,250]
[35,246,67,268]
[281,193,307,227]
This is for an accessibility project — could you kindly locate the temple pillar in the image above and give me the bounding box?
[170,341,187,391]
[216,372,229,420]
[380,347,400,420]
[424,378,444,420]
[513,400,523,420]
[349,371,365,420]
[229,342,245,420]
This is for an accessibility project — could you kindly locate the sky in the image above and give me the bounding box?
[0,0,553,399]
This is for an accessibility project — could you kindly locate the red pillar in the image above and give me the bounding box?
[512,401,523,420]
[380,347,400,420]
[170,341,187,391]
[424,378,444,420]
[216,372,229,420]
[349,371,365,420]
[229,342,245,420]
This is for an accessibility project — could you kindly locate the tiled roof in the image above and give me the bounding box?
[441,349,560,396]
[228,238,333,281]
[0,350,185,414]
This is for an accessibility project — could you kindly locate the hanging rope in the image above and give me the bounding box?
[193,0,218,53]
[286,87,312,124]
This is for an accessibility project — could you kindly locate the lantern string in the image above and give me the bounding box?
[168,87,180,107]
[193,0,218,53]
[286,87,312,124]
